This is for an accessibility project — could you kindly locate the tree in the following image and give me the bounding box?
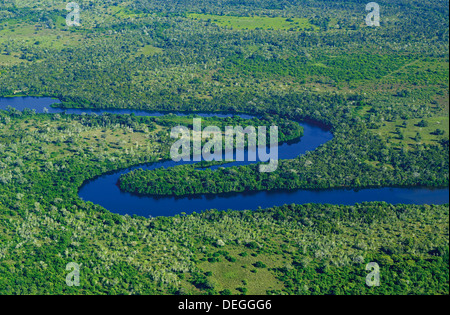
[417,120,428,127]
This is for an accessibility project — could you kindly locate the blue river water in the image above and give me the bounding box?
[1,96,448,217]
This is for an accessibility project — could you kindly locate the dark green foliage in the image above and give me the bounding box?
[253,261,266,268]
[0,0,448,296]
[119,119,448,196]
[417,120,429,128]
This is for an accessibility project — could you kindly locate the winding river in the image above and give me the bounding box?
[1,96,448,217]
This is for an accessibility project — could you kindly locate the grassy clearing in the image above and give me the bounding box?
[188,13,317,31]
[0,53,25,65]
[197,245,285,295]
[137,44,164,56]
[1,118,157,166]
[373,116,449,148]
[0,19,84,51]
[107,3,145,20]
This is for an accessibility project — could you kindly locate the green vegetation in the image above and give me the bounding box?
[0,0,448,295]
[188,13,317,31]
[119,122,448,196]
[373,117,449,148]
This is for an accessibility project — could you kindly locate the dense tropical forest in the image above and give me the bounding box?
[0,0,448,295]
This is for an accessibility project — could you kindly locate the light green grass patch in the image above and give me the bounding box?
[0,21,83,52]
[108,4,143,19]
[373,116,449,148]
[188,13,317,31]
[138,44,164,56]
[198,246,285,295]
[0,53,26,65]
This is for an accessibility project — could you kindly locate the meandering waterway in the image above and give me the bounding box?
[1,96,448,217]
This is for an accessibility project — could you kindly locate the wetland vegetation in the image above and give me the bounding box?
[0,0,448,295]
